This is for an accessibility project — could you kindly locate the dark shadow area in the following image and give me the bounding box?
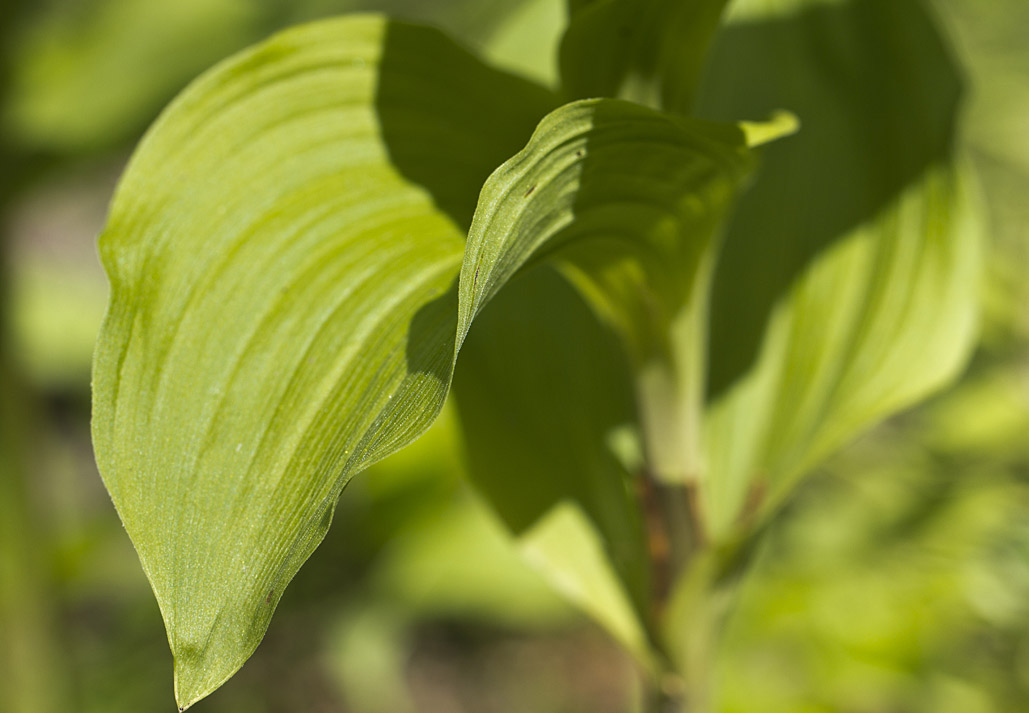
[375,20,557,232]
[454,266,634,531]
[405,277,458,387]
[372,18,565,472]
[370,18,564,478]
[694,0,961,400]
[452,265,652,617]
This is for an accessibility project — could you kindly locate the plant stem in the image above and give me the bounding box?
[645,677,687,713]
[636,469,722,713]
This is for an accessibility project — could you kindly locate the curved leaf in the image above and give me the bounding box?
[459,100,756,339]
[92,15,766,707]
[93,15,555,707]
[452,100,790,668]
[459,101,785,485]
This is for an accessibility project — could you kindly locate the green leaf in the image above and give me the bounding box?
[694,0,982,535]
[559,0,731,113]
[452,101,791,667]
[92,14,766,706]
[92,16,555,707]
[458,100,757,344]
[460,100,787,486]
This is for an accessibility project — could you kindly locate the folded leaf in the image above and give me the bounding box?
[461,100,778,484]
[92,14,767,706]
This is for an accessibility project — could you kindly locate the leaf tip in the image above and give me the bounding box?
[173,657,226,712]
[739,109,800,148]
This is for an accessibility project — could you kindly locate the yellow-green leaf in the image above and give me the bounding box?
[93,16,554,707]
[92,15,765,707]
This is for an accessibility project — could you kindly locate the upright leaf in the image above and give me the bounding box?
[92,14,771,706]
[695,0,981,535]
[559,0,731,113]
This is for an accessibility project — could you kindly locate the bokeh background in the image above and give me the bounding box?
[1,1,1027,711]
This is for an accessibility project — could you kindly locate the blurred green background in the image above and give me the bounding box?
[0,0,1026,711]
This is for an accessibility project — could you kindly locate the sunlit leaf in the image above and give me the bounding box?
[92,14,767,707]
[695,0,982,535]
[92,16,555,707]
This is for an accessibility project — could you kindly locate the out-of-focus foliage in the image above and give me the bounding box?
[3,0,265,153]
[1,0,560,155]
[721,384,1029,712]
[0,0,1027,711]
[932,0,1029,345]
[715,0,1029,708]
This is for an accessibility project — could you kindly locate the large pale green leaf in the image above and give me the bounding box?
[92,15,554,707]
[694,0,982,535]
[92,14,768,707]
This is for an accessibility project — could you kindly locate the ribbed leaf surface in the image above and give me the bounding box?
[92,15,762,706]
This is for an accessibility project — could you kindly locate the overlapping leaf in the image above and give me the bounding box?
[92,14,768,706]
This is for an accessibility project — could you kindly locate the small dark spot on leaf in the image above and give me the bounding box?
[265,588,274,604]
[575,149,584,158]
[524,184,537,197]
